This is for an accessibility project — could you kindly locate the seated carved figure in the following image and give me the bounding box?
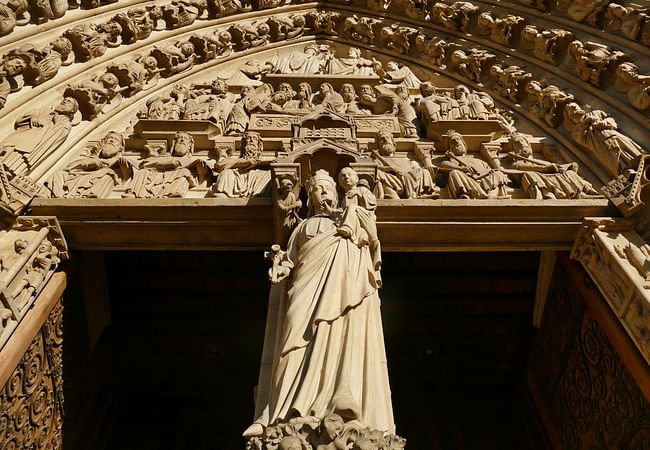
[123,131,207,198]
[49,131,129,198]
[211,131,271,198]
[506,133,599,199]
[371,131,438,199]
[440,131,512,199]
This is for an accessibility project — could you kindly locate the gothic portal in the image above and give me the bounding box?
[0,0,647,448]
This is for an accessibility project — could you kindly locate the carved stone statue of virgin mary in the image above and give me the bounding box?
[245,169,400,449]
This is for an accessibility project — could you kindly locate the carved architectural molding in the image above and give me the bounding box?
[571,217,650,364]
[0,297,63,450]
[0,216,67,350]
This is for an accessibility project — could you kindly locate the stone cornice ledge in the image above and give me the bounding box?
[30,198,615,251]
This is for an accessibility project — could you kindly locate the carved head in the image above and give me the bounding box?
[296,82,312,100]
[563,102,585,122]
[510,133,532,157]
[396,85,409,100]
[348,47,361,58]
[55,97,79,116]
[172,132,194,156]
[521,25,539,42]
[278,436,302,450]
[50,37,73,58]
[240,85,255,97]
[143,56,158,71]
[304,43,319,55]
[616,62,639,84]
[179,41,195,57]
[359,84,376,99]
[148,5,162,20]
[277,83,296,97]
[478,12,495,29]
[419,81,436,97]
[14,238,28,254]
[100,72,120,90]
[340,83,356,102]
[338,167,359,191]
[211,79,228,95]
[320,413,344,441]
[319,82,333,95]
[257,23,270,36]
[386,61,399,71]
[447,130,467,156]
[308,169,338,214]
[99,132,124,158]
[375,130,396,156]
[450,50,466,67]
[279,177,294,195]
[241,131,263,160]
[2,57,26,76]
[454,84,470,98]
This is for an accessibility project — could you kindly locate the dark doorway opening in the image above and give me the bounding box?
[64,251,544,450]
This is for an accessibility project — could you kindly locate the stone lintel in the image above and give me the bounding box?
[31,198,614,251]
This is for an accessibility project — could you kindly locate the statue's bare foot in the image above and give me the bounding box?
[242,422,264,438]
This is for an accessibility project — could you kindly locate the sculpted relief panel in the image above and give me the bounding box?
[32,43,603,209]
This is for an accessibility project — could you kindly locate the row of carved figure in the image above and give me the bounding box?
[344,10,649,113]
[46,129,601,202]
[0,64,643,179]
[1,5,648,116]
[138,76,508,136]
[0,0,647,51]
[354,0,650,48]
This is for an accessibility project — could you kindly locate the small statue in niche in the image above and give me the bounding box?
[439,130,512,199]
[327,47,380,76]
[5,37,73,87]
[314,82,344,113]
[0,97,80,175]
[417,81,453,126]
[557,0,609,26]
[518,0,547,11]
[0,0,29,36]
[140,86,186,120]
[520,25,573,65]
[0,57,26,109]
[431,1,479,33]
[268,13,308,41]
[615,62,650,111]
[489,64,532,103]
[477,12,525,46]
[343,15,380,44]
[189,30,233,63]
[371,131,438,199]
[11,239,60,312]
[275,176,302,232]
[306,11,340,35]
[337,167,381,271]
[606,3,650,45]
[183,80,232,132]
[388,85,419,138]
[229,21,271,51]
[381,61,422,88]
[106,55,161,97]
[226,85,266,135]
[284,82,315,112]
[525,80,574,128]
[380,24,417,54]
[64,23,121,62]
[505,133,599,199]
[566,40,626,88]
[64,71,125,120]
[49,131,130,198]
[453,84,495,120]
[451,48,496,83]
[563,102,643,175]
[123,132,209,198]
[150,40,196,77]
[211,131,271,198]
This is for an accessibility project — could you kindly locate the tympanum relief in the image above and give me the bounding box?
[42,44,604,205]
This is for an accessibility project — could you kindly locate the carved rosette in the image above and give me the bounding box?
[0,298,64,449]
[571,218,650,363]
